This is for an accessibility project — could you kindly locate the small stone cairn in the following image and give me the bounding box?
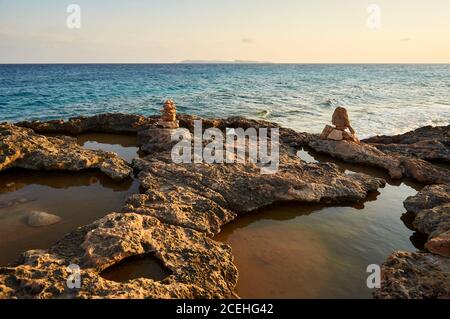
[320,107,359,143]
[157,99,179,129]
[138,100,187,152]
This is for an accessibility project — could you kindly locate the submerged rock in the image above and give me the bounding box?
[374,251,450,299]
[0,197,32,209]
[0,124,132,180]
[27,211,62,227]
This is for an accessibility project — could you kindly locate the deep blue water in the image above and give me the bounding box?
[0,64,449,137]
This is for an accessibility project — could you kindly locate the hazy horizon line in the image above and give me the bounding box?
[1,62,450,65]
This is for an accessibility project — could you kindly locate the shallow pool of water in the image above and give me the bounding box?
[215,148,426,299]
[76,133,140,163]
[100,254,172,283]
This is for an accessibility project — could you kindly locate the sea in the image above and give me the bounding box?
[0,64,449,138]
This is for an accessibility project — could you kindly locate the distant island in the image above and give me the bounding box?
[179,60,272,64]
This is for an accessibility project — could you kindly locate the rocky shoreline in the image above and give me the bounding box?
[0,113,448,299]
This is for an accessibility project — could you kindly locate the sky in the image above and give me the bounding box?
[0,0,449,63]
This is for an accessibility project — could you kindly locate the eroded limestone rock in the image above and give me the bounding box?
[369,140,449,162]
[405,188,450,258]
[308,139,450,184]
[363,125,450,162]
[374,251,450,299]
[413,204,450,236]
[2,113,446,299]
[0,113,387,299]
[127,134,385,237]
[425,230,450,258]
[404,184,450,215]
[363,125,450,145]
[403,185,450,257]
[0,213,237,299]
[16,113,156,135]
[0,124,132,180]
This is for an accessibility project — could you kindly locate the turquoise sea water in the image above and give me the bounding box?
[0,64,449,137]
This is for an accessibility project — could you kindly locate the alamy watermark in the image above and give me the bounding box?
[66,264,81,289]
[366,4,381,30]
[170,120,280,174]
[66,4,81,29]
[366,264,381,289]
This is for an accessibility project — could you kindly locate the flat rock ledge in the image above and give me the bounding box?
[16,113,318,147]
[125,149,384,237]
[15,113,157,135]
[0,114,384,299]
[363,125,449,162]
[309,139,450,184]
[0,123,132,180]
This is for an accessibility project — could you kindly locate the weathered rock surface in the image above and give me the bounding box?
[0,213,237,299]
[0,124,132,180]
[402,185,450,257]
[27,211,62,227]
[363,125,450,145]
[413,204,450,237]
[369,140,449,162]
[308,139,450,184]
[177,114,318,147]
[404,184,450,215]
[125,147,385,237]
[17,113,318,148]
[137,127,185,153]
[411,203,450,258]
[373,251,450,299]
[363,125,450,162]
[16,113,156,135]
[425,230,450,258]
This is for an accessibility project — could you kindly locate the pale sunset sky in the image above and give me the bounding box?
[0,0,449,63]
